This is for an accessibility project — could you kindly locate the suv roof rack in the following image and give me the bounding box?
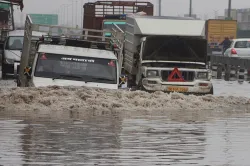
[35,35,113,50]
[25,13,124,51]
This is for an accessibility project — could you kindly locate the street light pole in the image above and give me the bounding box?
[228,0,231,18]
[62,5,66,25]
[189,0,192,17]
[159,0,161,16]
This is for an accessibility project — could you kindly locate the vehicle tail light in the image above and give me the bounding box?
[199,83,208,86]
[231,48,237,54]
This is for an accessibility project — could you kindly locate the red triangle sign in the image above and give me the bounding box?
[167,67,185,82]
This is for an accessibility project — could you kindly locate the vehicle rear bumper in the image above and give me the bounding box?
[141,79,213,94]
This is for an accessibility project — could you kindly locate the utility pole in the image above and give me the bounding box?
[189,0,192,17]
[75,0,78,28]
[81,0,83,28]
[213,10,219,19]
[71,0,74,27]
[228,0,231,18]
[159,0,161,16]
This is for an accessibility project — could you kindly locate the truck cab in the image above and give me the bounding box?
[138,36,213,94]
[17,15,126,89]
[22,44,120,89]
[120,15,214,95]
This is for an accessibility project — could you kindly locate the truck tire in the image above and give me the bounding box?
[1,53,6,79]
[1,63,7,79]
[209,86,214,95]
[127,75,136,88]
[16,78,21,87]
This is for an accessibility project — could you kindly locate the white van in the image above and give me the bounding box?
[21,44,121,89]
[1,30,46,78]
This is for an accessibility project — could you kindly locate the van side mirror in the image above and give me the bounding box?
[23,66,32,79]
[118,75,127,88]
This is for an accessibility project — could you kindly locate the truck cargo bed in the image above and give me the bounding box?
[83,1,154,30]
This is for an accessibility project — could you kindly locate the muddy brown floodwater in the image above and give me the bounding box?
[0,85,250,165]
[1,115,250,166]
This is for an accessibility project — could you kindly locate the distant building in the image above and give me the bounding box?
[224,9,237,20]
[217,16,226,20]
[237,8,250,30]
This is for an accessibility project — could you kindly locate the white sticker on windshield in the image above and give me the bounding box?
[61,57,95,63]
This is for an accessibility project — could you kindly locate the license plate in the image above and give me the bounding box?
[167,86,188,92]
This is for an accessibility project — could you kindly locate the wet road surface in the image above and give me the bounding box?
[1,115,250,166]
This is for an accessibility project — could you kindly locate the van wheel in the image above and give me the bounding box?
[136,79,146,91]
[209,86,214,95]
[1,64,6,79]
[16,79,21,87]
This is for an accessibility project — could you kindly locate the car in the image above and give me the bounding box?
[209,42,222,52]
[224,38,250,58]
[1,30,46,79]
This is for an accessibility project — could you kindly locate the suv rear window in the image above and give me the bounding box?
[234,41,250,48]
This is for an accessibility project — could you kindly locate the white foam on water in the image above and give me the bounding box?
[0,86,249,120]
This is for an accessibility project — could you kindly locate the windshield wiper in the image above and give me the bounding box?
[90,77,114,82]
[52,75,114,83]
[52,74,82,80]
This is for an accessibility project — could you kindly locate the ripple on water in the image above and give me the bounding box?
[1,115,250,165]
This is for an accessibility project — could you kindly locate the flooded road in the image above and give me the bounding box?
[1,115,250,165]
[0,80,250,165]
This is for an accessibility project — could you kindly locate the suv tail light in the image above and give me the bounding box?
[231,48,237,54]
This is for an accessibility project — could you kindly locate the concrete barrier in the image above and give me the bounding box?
[210,55,250,83]
[229,66,237,81]
[211,65,217,78]
[238,68,245,83]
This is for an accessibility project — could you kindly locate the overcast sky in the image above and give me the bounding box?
[13,0,249,26]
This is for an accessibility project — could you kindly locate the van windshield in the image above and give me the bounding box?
[142,36,207,63]
[34,53,117,84]
[5,36,24,50]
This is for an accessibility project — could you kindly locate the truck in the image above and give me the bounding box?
[0,9,10,43]
[116,15,213,94]
[206,19,237,54]
[16,15,125,89]
[83,1,153,37]
[0,10,9,30]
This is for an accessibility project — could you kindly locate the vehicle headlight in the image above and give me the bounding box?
[197,72,208,79]
[147,70,159,77]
